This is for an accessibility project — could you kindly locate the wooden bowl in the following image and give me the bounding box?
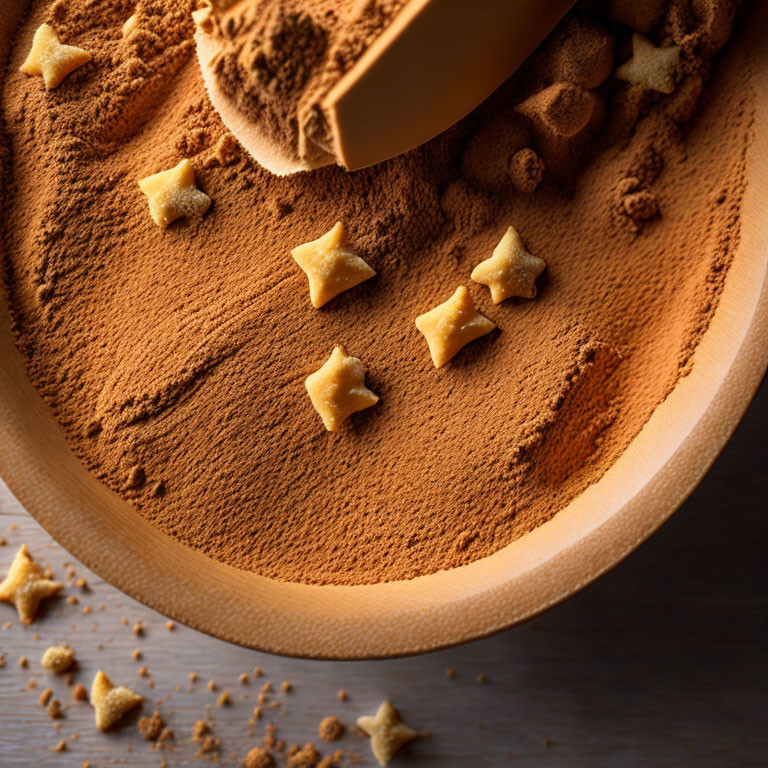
[1,3,766,658]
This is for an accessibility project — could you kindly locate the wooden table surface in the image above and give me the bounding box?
[0,381,765,768]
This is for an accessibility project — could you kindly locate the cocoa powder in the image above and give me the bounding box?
[0,0,751,585]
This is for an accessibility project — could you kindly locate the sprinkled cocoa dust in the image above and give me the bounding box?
[0,0,752,586]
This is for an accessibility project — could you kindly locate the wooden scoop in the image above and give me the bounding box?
[199,0,575,175]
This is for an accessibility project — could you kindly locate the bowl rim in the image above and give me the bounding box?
[0,3,766,659]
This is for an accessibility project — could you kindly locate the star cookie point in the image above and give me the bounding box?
[305,346,379,431]
[415,286,496,368]
[20,24,92,90]
[471,226,546,303]
[615,34,681,94]
[357,700,419,767]
[138,159,211,227]
[291,222,376,308]
[122,13,139,40]
[91,670,143,731]
[0,544,62,624]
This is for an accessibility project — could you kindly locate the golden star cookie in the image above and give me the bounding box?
[0,544,61,624]
[91,670,143,731]
[357,700,419,767]
[305,346,379,431]
[138,159,211,227]
[471,226,546,303]
[291,222,375,308]
[615,33,681,94]
[415,286,495,368]
[20,24,91,90]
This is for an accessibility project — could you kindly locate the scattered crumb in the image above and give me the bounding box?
[131,648,142,660]
[542,736,552,748]
[244,746,274,768]
[207,679,217,691]
[445,668,457,679]
[0,538,6,546]
[9,523,18,531]
[240,673,249,685]
[71,684,88,702]
[476,673,488,684]
[41,645,76,674]
[189,671,198,683]
[337,689,348,702]
[0,652,5,668]
[132,621,144,636]
[192,720,210,741]
[71,732,80,741]
[281,681,292,693]
[318,716,345,743]
[27,679,37,689]
[165,620,175,631]
[217,690,232,707]
[51,739,67,752]
[38,687,53,705]
[120,617,129,625]
[138,710,166,742]
[138,666,149,678]
[288,742,320,768]
[200,735,221,754]
[253,667,263,677]
[66,595,79,605]
[19,655,29,668]
[47,699,64,719]
[76,577,88,590]
[81,605,92,615]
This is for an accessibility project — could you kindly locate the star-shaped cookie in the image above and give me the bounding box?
[305,346,379,431]
[0,544,61,624]
[291,222,376,308]
[138,159,211,227]
[415,286,496,368]
[471,226,546,303]
[91,670,143,731]
[20,23,92,90]
[357,700,419,767]
[615,34,681,94]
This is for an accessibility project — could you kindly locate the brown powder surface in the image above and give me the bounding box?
[0,0,752,585]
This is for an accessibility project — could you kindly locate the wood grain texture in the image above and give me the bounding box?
[0,381,765,768]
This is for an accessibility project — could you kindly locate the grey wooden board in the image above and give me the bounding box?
[0,381,766,768]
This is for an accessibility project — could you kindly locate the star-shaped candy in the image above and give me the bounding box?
[615,34,681,94]
[471,226,546,303]
[305,346,379,431]
[138,159,211,227]
[415,286,495,368]
[0,544,61,624]
[91,670,143,731]
[357,700,420,767]
[291,222,376,308]
[20,23,92,90]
